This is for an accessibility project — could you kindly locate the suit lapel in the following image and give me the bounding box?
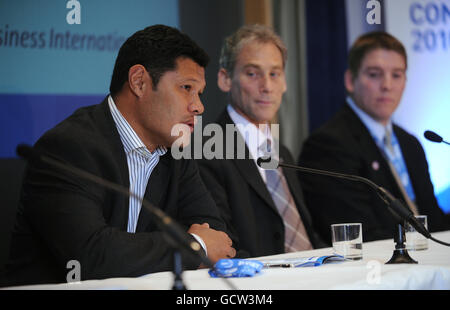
[135,152,171,232]
[145,153,170,207]
[233,158,277,210]
[343,105,402,194]
[93,98,130,230]
[344,106,387,170]
[218,110,278,212]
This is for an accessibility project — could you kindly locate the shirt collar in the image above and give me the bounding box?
[108,95,167,157]
[346,96,393,146]
[227,104,274,160]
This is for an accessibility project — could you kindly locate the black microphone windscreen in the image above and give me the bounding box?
[424,130,443,143]
[256,156,279,169]
[256,157,264,167]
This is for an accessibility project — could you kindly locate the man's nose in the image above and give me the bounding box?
[381,75,392,91]
[189,95,204,115]
[259,74,273,93]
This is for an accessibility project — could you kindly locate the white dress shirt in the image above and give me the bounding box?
[227,104,276,183]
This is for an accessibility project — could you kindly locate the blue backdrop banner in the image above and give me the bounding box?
[386,0,450,213]
[0,0,179,157]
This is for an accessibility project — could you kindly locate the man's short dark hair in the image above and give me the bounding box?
[348,31,407,78]
[109,24,209,96]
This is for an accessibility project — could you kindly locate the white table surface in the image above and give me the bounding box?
[4,231,450,290]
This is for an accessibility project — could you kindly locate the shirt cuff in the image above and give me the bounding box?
[190,233,207,256]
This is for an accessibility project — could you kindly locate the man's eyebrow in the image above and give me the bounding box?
[178,77,206,87]
[364,66,382,71]
[243,64,261,69]
[242,63,284,70]
[180,77,201,83]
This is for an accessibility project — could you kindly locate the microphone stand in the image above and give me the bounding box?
[269,160,428,264]
[172,251,186,290]
[386,223,417,264]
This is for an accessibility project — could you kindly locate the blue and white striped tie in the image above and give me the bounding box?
[382,128,419,215]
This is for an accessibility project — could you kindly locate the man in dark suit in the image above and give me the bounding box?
[1,25,235,287]
[298,32,450,244]
[198,25,325,258]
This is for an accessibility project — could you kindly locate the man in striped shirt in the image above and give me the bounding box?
[2,25,235,286]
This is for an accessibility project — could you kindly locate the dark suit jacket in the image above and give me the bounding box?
[1,97,226,287]
[197,110,326,258]
[298,104,450,244]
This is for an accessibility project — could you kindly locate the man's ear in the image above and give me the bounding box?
[344,69,355,94]
[217,68,232,92]
[128,64,149,97]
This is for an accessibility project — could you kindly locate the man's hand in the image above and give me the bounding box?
[188,223,236,264]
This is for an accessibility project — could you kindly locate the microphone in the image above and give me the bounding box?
[16,144,237,289]
[257,156,450,247]
[424,130,450,146]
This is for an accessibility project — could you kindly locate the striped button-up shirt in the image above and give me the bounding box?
[108,96,167,233]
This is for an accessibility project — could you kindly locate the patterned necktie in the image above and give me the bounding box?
[264,166,313,252]
[382,127,419,216]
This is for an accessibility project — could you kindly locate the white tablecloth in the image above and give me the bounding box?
[4,231,450,290]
